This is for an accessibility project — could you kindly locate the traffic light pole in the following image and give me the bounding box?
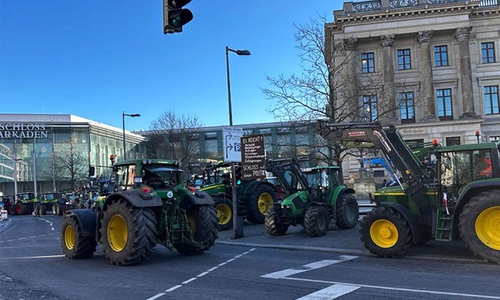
[231,162,243,238]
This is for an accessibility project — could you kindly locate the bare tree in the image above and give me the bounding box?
[147,111,204,174]
[261,15,412,174]
[52,138,89,190]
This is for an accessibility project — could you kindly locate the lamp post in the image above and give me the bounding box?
[226,46,251,126]
[225,46,251,239]
[122,112,141,160]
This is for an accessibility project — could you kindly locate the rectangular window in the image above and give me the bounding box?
[434,45,449,67]
[363,95,378,121]
[481,42,496,63]
[445,137,461,146]
[361,52,375,73]
[397,49,411,70]
[484,85,499,115]
[437,88,453,121]
[399,92,415,124]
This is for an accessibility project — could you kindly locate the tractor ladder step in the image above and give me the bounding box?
[435,214,453,241]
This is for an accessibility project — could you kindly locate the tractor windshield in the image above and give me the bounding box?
[143,165,180,189]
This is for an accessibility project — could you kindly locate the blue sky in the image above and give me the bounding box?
[0,1,342,131]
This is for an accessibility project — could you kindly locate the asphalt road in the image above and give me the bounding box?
[0,213,498,300]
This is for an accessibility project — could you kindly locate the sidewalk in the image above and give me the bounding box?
[216,220,485,264]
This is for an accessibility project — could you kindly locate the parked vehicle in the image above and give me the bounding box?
[39,192,61,215]
[265,159,358,237]
[199,162,278,230]
[316,120,500,264]
[15,192,39,215]
[61,158,218,265]
[1,196,16,216]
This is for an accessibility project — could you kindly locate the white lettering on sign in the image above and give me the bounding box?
[0,123,49,139]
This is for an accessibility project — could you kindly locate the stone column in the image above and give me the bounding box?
[417,31,439,122]
[456,26,479,119]
[380,34,397,124]
[344,37,359,122]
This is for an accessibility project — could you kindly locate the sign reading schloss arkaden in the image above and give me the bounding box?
[0,123,49,138]
[241,134,266,180]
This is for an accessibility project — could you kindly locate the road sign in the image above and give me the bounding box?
[223,127,243,163]
[241,134,266,180]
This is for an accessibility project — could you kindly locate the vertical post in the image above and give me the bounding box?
[33,137,37,197]
[122,112,126,160]
[226,46,233,126]
[13,154,18,196]
[52,123,56,192]
[231,163,242,238]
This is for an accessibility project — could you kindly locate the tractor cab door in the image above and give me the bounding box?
[438,148,494,210]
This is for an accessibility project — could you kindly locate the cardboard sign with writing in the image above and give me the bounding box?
[241,134,266,180]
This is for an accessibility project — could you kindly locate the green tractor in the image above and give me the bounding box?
[60,158,219,265]
[265,159,359,237]
[39,192,61,215]
[199,162,278,230]
[316,120,500,264]
[15,192,39,215]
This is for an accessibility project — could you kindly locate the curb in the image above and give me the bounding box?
[215,240,485,265]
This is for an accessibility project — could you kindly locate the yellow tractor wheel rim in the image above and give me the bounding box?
[216,203,232,225]
[258,192,273,215]
[370,219,398,248]
[475,206,500,250]
[107,214,128,252]
[64,225,76,250]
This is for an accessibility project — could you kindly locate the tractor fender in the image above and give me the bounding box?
[242,181,276,201]
[379,202,422,243]
[104,189,162,210]
[179,191,214,210]
[64,209,97,238]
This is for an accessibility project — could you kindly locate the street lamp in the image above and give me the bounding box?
[122,112,141,160]
[226,46,251,126]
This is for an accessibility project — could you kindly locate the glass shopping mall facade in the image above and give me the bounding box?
[0,114,145,196]
[0,113,326,197]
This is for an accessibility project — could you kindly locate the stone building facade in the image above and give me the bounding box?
[325,0,500,194]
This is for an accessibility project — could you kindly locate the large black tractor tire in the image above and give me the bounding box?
[175,205,219,255]
[459,190,500,264]
[265,206,289,236]
[335,193,359,229]
[304,206,330,237]
[100,199,157,265]
[8,205,16,216]
[39,204,47,215]
[213,196,233,231]
[17,203,28,215]
[359,206,413,258]
[61,215,97,259]
[246,184,277,224]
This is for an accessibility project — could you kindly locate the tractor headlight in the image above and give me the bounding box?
[167,191,174,199]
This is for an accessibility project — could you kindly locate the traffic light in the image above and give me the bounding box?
[163,0,193,34]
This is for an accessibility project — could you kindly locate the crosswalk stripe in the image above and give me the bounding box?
[296,284,360,300]
[261,256,357,279]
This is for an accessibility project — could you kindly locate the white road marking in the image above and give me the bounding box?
[296,284,360,300]
[3,254,66,259]
[147,248,257,300]
[285,276,500,299]
[261,256,357,279]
